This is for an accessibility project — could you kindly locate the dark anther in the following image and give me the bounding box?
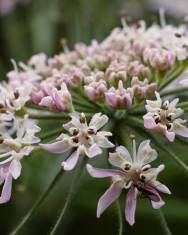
[14,91,19,99]
[73,129,79,136]
[87,128,95,135]
[175,33,182,38]
[124,163,131,171]
[166,123,172,130]
[72,137,79,143]
[166,115,172,121]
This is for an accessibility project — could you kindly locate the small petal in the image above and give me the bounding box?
[173,119,188,138]
[136,140,158,165]
[164,130,175,142]
[86,164,126,178]
[0,174,13,204]
[109,146,132,168]
[95,133,114,148]
[85,144,102,158]
[9,159,22,179]
[89,113,109,130]
[125,186,137,226]
[97,182,123,218]
[143,116,158,129]
[150,181,171,195]
[61,149,80,171]
[40,140,71,153]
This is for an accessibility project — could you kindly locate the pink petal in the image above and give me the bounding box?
[52,88,64,111]
[9,159,22,179]
[40,140,71,153]
[165,130,175,142]
[0,174,13,204]
[125,186,137,226]
[86,164,126,178]
[143,116,158,129]
[97,182,123,218]
[61,149,80,171]
[85,144,102,158]
[151,196,165,209]
[31,91,43,104]
[173,123,188,138]
[150,181,171,195]
[39,96,54,108]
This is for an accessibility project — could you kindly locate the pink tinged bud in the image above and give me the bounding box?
[105,81,132,109]
[39,96,54,108]
[31,90,44,104]
[52,88,65,111]
[97,182,123,218]
[105,92,118,108]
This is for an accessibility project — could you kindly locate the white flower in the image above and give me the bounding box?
[41,112,114,171]
[144,92,188,141]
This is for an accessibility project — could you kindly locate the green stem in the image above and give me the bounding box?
[28,114,69,120]
[160,86,188,97]
[10,169,65,235]
[177,101,188,109]
[159,63,186,91]
[157,209,172,235]
[39,127,65,140]
[50,158,86,235]
[116,200,123,235]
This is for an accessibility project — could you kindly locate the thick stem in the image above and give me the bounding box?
[10,169,65,235]
[157,209,172,235]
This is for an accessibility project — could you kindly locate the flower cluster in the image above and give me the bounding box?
[0,18,188,229]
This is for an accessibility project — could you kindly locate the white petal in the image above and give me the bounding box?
[136,140,158,165]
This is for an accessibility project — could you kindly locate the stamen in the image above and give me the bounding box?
[124,163,131,171]
[87,128,95,135]
[72,137,79,143]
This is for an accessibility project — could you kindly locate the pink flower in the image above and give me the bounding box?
[105,80,133,109]
[143,92,188,142]
[87,140,171,225]
[41,112,114,171]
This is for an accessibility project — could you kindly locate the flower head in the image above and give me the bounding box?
[41,112,114,171]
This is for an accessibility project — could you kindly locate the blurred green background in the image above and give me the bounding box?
[0,0,188,234]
